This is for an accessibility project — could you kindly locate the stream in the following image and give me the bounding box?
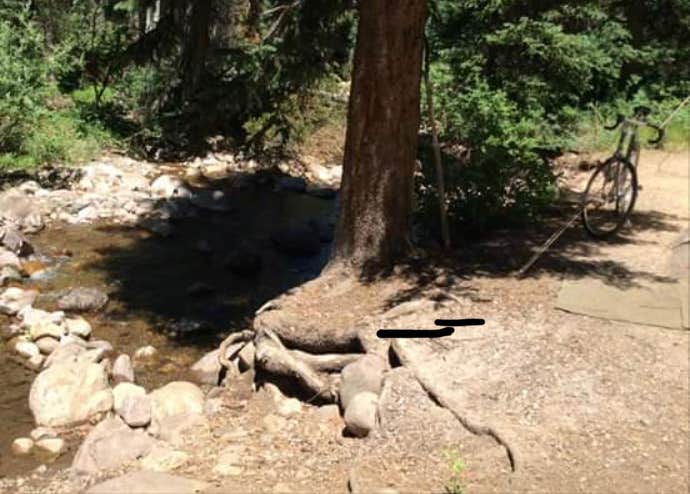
[0,173,336,478]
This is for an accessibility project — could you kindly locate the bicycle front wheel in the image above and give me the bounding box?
[581,157,638,238]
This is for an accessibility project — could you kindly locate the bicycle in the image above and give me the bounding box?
[581,106,665,238]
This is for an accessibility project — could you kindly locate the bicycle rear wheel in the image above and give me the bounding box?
[581,157,638,238]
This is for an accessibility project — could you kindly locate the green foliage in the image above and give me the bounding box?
[419,0,689,234]
[443,449,467,494]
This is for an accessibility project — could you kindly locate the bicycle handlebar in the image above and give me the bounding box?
[604,114,624,130]
[647,124,665,145]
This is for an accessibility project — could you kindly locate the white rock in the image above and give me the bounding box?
[12,438,34,456]
[344,391,379,438]
[34,437,65,457]
[151,175,192,199]
[25,353,45,371]
[35,336,60,355]
[148,382,205,436]
[15,340,40,359]
[27,320,66,341]
[134,345,157,360]
[113,382,146,410]
[65,317,92,338]
[111,354,135,384]
[0,287,38,315]
[277,398,302,418]
[30,427,57,442]
[0,247,20,269]
[29,360,113,426]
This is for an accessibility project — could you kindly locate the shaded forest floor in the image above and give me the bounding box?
[3,150,688,493]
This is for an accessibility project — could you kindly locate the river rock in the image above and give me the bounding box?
[35,336,60,355]
[0,248,20,269]
[85,471,207,494]
[111,353,135,384]
[134,345,157,360]
[58,287,108,312]
[271,222,321,256]
[11,438,34,456]
[0,287,38,315]
[43,342,85,368]
[344,391,379,438]
[189,349,222,385]
[30,427,58,442]
[148,382,205,436]
[28,320,66,341]
[0,265,22,285]
[25,353,45,371]
[18,307,65,328]
[72,416,155,474]
[34,437,66,458]
[150,175,192,199]
[113,383,151,428]
[15,340,40,359]
[339,354,387,410]
[65,317,92,338]
[0,226,34,255]
[29,360,113,426]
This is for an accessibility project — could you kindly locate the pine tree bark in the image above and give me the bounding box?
[182,0,212,100]
[331,0,428,270]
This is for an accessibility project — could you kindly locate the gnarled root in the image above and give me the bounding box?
[218,329,255,369]
[391,339,519,472]
[255,328,337,402]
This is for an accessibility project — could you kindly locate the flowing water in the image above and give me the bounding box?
[0,178,335,478]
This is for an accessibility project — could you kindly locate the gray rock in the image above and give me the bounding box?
[111,354,135,384]
[339,354,387,410]
[29,359,113,426]
[72,417,154,474]
[58,287,108,312]
[0,287,38,315]
[344,391,379,438]
[0,226,34,256]
[189,349,222,385]
[85,471,207,494]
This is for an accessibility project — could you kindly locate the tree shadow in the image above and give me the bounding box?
[78,167,337,348]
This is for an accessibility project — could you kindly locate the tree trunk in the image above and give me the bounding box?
[331,0,428,270]
[182,0,212,100]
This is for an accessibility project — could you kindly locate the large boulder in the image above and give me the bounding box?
[29,360,113,426]
[148,382,205,435]
[0,287,38,315]
[339,354,387,410]
[72,416,155,474]
[86,471,207,494]
[113,383,151,428]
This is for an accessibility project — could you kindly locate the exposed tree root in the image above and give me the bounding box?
[391,339,519,472]
[289,350,362,372]
[254,328,338,402]
[218,329,255,369]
